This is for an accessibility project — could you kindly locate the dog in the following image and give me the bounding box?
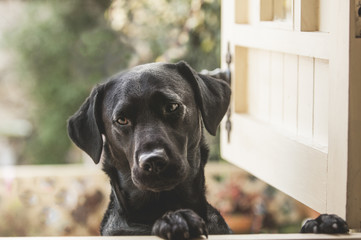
[68,61,349,238]
[68,61,232,238]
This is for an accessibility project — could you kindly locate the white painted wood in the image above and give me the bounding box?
[319,0,331,32]
[326,0,361,229]
[294,0,302,31]
[221,0,361,230]
[283,54,299,135]
[297,56,314,141]
[232,25,330,59]
[248,0,261,25]
[325,0,350,223]
[313,59,329,147]
[214,233,360,240]
[247,48,273,121]
[270,51,284,126]
[257,50,271,122]
[221,114,327,213]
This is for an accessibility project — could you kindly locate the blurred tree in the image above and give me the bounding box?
[8,0,133,164]
[7,0,221,164]
[107,0,220,70]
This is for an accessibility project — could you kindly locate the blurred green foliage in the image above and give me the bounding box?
[7,0,221,164]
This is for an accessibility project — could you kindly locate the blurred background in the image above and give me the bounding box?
[0,0,316,236]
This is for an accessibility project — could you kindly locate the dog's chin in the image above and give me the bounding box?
[131,174,186,192]
[131,163,189,192]
[134,182,179,192]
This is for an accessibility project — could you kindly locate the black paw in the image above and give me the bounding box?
[301,214,349,234]
[152,209,208,240]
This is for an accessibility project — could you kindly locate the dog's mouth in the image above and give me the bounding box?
[131,164,188,192]
[132,177,182,192]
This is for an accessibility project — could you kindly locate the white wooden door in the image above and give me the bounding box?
[220,0,361,229]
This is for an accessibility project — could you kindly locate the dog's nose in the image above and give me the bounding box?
[138,149,168,174]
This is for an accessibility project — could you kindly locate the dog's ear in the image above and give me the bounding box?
[176,61,231,136]
[67,84,105,164]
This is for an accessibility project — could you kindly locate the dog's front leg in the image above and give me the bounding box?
[100,194,152,236]
[103,224,152,236]
[152,209,208,240]
[101,210,152,236]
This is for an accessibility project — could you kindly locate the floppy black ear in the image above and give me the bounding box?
[67,84,104,164]
[176,61,231,136]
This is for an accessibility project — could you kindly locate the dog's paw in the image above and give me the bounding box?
[152,209,208,240]
[301,214,349,234]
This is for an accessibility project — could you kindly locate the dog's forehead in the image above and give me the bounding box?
[111,63,191,97]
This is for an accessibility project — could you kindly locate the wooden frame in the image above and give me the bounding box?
[221,0,361,230]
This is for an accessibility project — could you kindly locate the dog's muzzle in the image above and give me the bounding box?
[132,148,187,192]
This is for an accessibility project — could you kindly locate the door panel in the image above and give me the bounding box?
[221,0,361,229]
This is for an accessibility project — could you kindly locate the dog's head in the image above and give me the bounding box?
[68,61,230,192]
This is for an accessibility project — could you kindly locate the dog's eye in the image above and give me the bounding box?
[117,116,129,125]
[165,103,179,113]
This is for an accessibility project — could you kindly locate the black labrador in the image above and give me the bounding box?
[68,61,348,238]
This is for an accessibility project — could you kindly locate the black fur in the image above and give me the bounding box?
[301,214,349,234]
[68,61,232,239]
